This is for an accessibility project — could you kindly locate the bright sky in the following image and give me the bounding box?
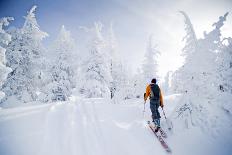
[0,0,232,78]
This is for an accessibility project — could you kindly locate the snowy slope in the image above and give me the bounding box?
[0,97,164,155]
[0,95,231,155]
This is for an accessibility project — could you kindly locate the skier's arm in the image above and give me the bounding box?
[160,89,164,107]
[144,85,150,102]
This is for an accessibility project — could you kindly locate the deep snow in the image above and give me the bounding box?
[0,95,231,155]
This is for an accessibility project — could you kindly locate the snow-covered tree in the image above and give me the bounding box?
[1,6,48,103]
[162,71,172,95]
[172,12,232,134]
[215,37,232,132]
[106,22,124,99]
[179,11,198,59]
[104,23,136,101]
[106,23,116,98]
[22,5,48,92]
[171,11,198,93]
[142,34,160,84]
[0,17,13,100]
[195,12,229,97]
[112,63,135,100]
[81,22,112,98]
[132,68,144,98]
[43,25,77,102]
[217,37,232,93]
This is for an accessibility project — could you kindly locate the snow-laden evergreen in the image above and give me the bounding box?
[162,71,172,95]
[179,11,198,58]
[107,23,120,99]
[104,23,132,101]
[171,11,198,93]
[131,35,161,99]
[218,37,232,94]
[80,22,112,98]
[0,17,13,100]
[171,12,232,136]
[132,68,145,99]
[114,64,135,100]
[142,34,160,84]
[42,25,77,102]
[133,34,160,99]
[1,6,48,104]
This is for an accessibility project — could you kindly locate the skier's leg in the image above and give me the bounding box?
[150,101,156,122]
[154,100,161,131]
[155,101,161,119]
[153,119,158,126]
[153,118,160,127]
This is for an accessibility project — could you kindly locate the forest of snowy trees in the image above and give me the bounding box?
[0,5,231,114]
[0,6,144,106]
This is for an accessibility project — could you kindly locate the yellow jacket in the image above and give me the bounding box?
[144,84,164,107]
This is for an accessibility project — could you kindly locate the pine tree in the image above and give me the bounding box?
[107,22,125,99]
[179,11,198,59]
[81,22,112,98]
[217,37,232,93]
[132,68,144,98]
[2,6,48,103]
[171,11,198,94]
[216,37,232,124]
[162,71,172,95]
[196,12,229,97]
[105,23,134,100]
[172,12,231,133]
[142,34,160,84]
[45,25,76,101]
[0,17,13,100]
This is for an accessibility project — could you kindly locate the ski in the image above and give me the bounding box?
[149,121,168,138]
[147,121,172,153]
[159,127,167,138]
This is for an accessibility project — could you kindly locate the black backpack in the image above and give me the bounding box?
[150,84,160,100]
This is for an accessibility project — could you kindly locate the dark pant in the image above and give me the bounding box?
[150,99,161,127]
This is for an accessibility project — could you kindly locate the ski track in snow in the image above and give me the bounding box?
[1,94,230,155]
[0,98,167,155]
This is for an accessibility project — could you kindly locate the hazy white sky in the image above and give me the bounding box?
[112,0,232,77]
[0,0,232,78]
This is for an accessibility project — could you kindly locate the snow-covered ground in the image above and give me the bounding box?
[0,94,231,155]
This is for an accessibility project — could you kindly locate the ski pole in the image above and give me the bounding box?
[162,107,172,130]
[143,101,146,117]
[162,107,167,119]
[143,93,146,117]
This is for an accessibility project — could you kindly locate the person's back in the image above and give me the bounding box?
[150,83,160,100]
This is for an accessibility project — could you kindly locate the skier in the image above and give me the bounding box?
[144,78,164,132]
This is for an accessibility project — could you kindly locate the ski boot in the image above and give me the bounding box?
[155,126,160,132]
